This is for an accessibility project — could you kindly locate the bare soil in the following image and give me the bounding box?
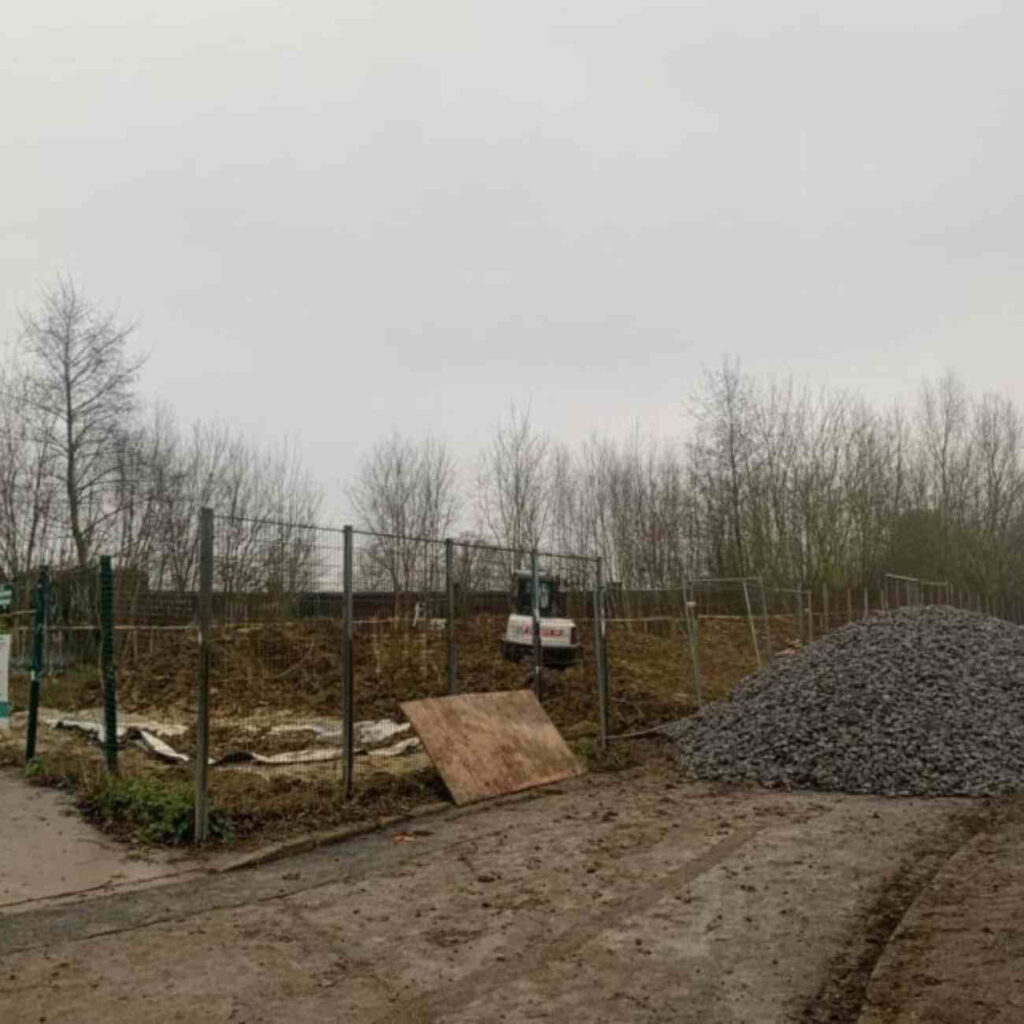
[1,746,1016,1024]
[856,797,1024,1023]
[6,615,768,736]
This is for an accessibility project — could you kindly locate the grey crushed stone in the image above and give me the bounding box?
[664,606,1024,796]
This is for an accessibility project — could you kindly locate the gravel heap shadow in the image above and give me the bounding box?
[665,607,1024,796]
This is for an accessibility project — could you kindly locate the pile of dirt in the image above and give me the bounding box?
[666,607,1024,796]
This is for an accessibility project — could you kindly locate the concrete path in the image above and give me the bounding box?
[0,767,205,915]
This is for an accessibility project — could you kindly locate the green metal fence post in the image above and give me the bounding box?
[25,565,48,763]
[100,555,118,773]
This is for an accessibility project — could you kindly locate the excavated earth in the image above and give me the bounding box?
[667,607,1024,797]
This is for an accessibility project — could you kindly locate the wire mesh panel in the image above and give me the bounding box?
[450,541,531,695]
[17,565,108,759]
[103,556,201,781]
[204,515,346,794]
[346,535,606,783]
[450,544,603,734]
[349,530,446,782]
[603,576,787,736]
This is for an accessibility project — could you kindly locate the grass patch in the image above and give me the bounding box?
[17,742,451,848]
[83,773,233,845]
[21,749,232,846]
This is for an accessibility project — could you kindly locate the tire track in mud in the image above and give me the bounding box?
[373,824,764,1024]
[799,805,994,1024]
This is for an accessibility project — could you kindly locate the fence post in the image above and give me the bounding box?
[194,509,213,844]
[42,568,50,680]
[100,555,118,774]
[796,581,803,643]
[593,557,608,749]
[757,576,772,662]
[742,579,761,669]
[445,538,456,695]
[822,583,829,634]
[688,598,702,708]
[530,548,542,699]
[24,565,47,763]
[863,586,868,619]
[342,525,354,800]
[807,588,814,643]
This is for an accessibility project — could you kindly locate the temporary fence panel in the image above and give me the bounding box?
[19,564,114,765]
[198,513,348,826]
[348,529,447,786]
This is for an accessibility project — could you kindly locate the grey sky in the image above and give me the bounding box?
[3,1,1022,519]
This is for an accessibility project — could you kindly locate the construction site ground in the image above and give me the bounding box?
[2,741,1021,1024]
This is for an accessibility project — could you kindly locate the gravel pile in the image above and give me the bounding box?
[665,606,1024,796]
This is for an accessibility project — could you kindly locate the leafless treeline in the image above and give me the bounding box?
[0,279,323,593]
[7,281,1021,606]
[352,364,1024,602]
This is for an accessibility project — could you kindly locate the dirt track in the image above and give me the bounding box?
[2,752,1018,1023]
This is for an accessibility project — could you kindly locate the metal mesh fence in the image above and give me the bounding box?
[204,514,347,792]
[18,506,1022,843]
[13,565,108,761]
[347,533,607,782]
[105,556,200,782]
[14,502,1024,847]
[449,542,604,731]
[349,529,446,783]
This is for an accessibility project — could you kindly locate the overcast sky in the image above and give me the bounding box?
[3,1,1022,519]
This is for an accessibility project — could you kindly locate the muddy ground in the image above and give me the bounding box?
[2,743,1019,1024]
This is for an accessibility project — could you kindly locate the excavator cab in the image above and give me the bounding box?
[511,571,565,618]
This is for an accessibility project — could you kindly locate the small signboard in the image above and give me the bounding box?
[0,584,11,612]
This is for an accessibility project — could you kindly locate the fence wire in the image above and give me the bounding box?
[204,515,347,795]
[349,529,446,783]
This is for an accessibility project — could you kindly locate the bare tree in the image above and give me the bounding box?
[347,434,459,600]
[19,277,146,568]
[0,362,57,579]
[476,404,551,562]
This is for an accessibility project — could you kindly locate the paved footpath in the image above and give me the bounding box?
[0,767,208,916]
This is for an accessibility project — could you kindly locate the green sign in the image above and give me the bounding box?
[0,584,12,612]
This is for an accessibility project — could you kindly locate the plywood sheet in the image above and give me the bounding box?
[399,690,583,805]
